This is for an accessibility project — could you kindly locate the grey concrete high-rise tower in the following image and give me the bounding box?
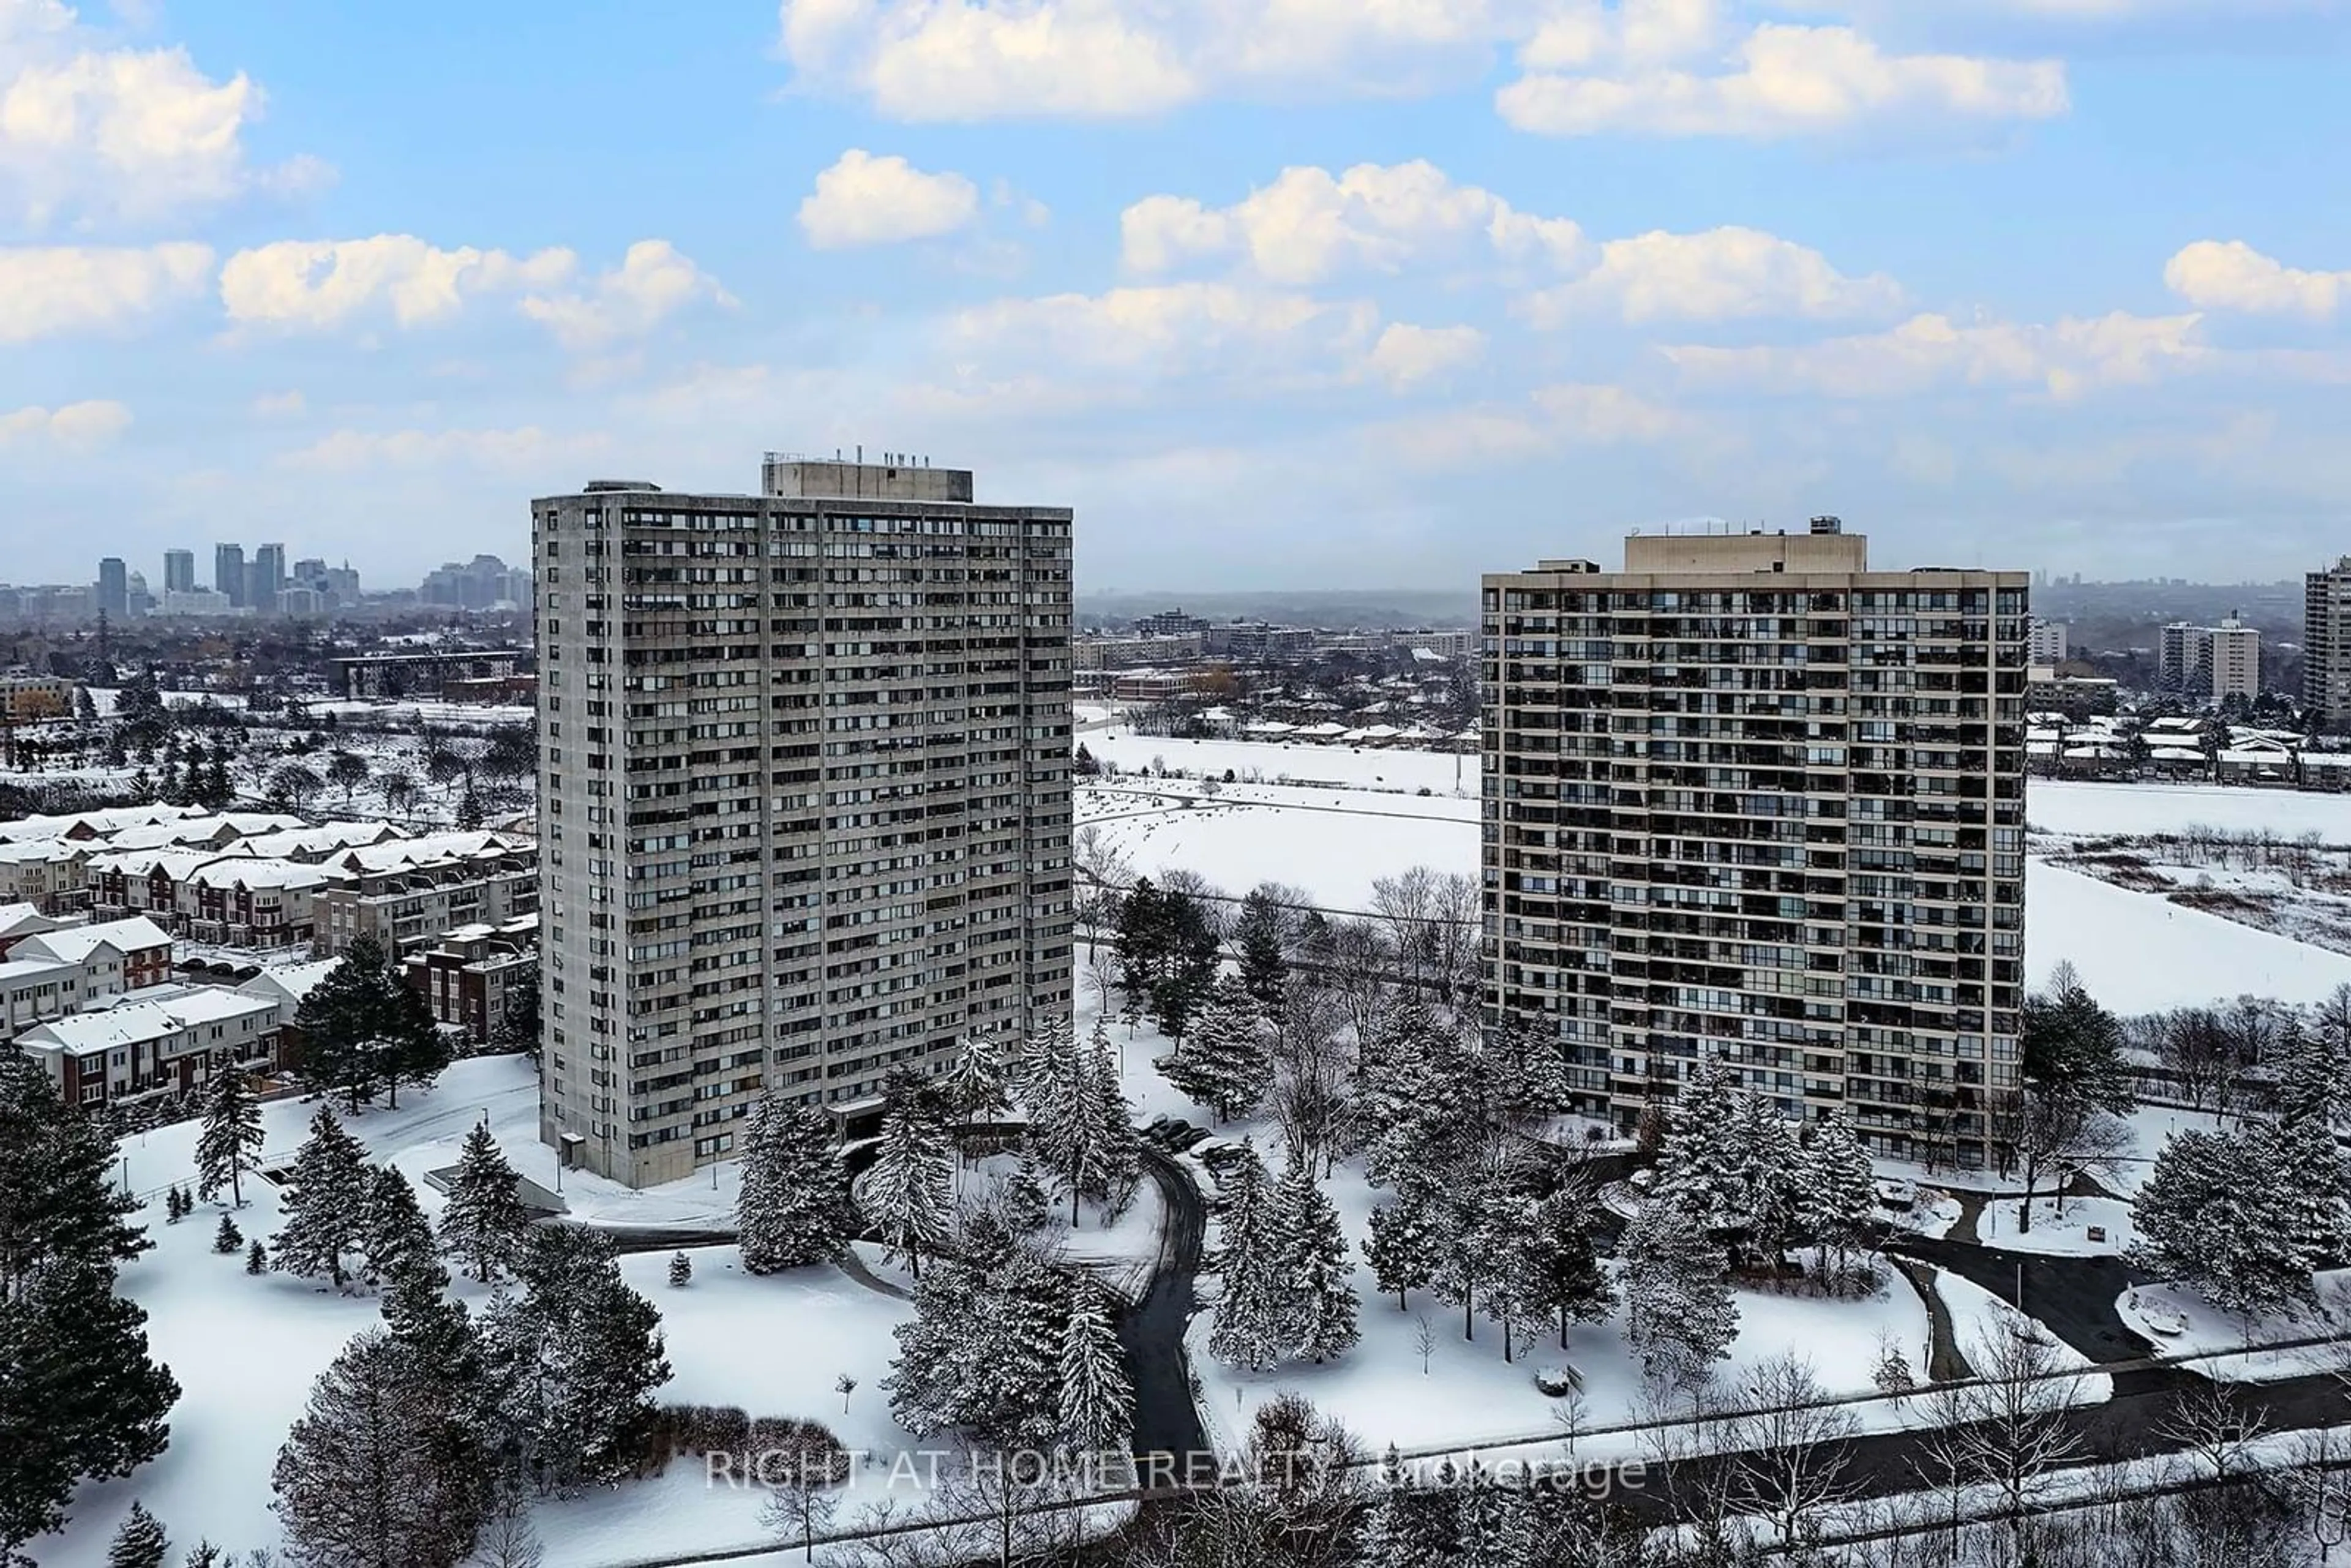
[532,454,1075,1187]
[1480,520,2028,1170]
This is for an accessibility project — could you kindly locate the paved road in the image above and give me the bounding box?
[1886,1235,2164,1384]
[1121,1149,1209,1461]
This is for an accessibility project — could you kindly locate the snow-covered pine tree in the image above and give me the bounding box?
[180,1539,222,1567]
[1364,1179,1444,1311]
[1166,975,1272,1123]
[1732,1093,1803,1267]
[1271,1153,1359,1364]
[1523,1184,1614,1351]
[272,1329,489,1566]
[738,1095,855,1274]
[271,1105,370,1288]
[999,1150,1051,1234]
[1027,1017,1108,1225]
[105,1501,168,1568]
[1649,1052,1747,1233]
[865,1101,951,1280]
[1089,1019,1144,1213]
[2270,1111,2350,1273]
[1620,1198,1738,1387]
[668,1251,692,1288]
[360,1165,438,1290]
[193,1066,264,1209]
[437,1122,533,1284]
[1010,1015,1073,1120]
[1235,888,1289,1009]
[1057,1277,1135,1457]
[1207,1142,1288,1370]
[883,1259,986,1438]
[972,1250,1071,1449]
[941,1030,1010,1131]
[478,1228,671,1495]
[1799,1110,1879,1280]
[212,1214,241,1254]
[1451,1459,1535,1568]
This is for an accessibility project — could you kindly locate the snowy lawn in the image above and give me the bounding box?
[1078,787,1475,912]
[2025,858,2351,1008]
[1086,733,1475,798]
[2111,1103,2233,1198]
[1974,1195,2137,1257]
[2117,1269,2351,1383]
[40,1059,931,1568]
[2029,780,2351,841]
[1188,1147,1930,1457]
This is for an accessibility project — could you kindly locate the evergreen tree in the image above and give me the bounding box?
[667,1251,691,1288]
[193,1065,264,1209]
[438,1124,531,1284]
[1234,888,1289,1009]
[0,1049,173,1557]
[1365,1180,1443,1311]
[737,1097,854,1274]
[1620,1199,1738,1387]
[272,1329,487,1567]
[2133,1123,2312,1321]
[1452,1460,1535,1568]
[1272,1153,1359,1364]
[181,1539,221,1567]
[491,964,541,1062]
[1650,1053,1747,1232]
[478,1228,670,1495]
[864,1102,951,1280]
[1733,1094,1804,1266]
[999,1150,1051,1234]
[1522,1184,1615,1351]
[359,1166,437,1289]
[1207,1142,1288,1371]
[1087,1019,1144,1215]
[1151,888,1222,1040]
[1165,974,1273,1123]
[294,936,445,1113]
[1057,1278,1135,1457]
[1025,1018,1106,1223]
[941,1030,1010,1130]
[246,1239,267,1275]
[886,1250,1070,1448]
[106,1499,168,1568]
[212,1214,242,1254]
[271,1106,370,1288]
[1799,1110,1880,1278]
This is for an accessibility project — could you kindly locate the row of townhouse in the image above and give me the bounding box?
[401,913,537,1043]
[18,981,291,1109]
[0,915,176,1040]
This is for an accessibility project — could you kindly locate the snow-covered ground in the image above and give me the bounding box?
[1086,732,1474,797]
[2117,1269,2351,1384]
[1974,1195,2136,1257]
[41,1059,932,1568]
[2029,779,2351,840]
[2027,859,2351,1008]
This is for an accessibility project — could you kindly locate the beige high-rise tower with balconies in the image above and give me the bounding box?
[533,454,1074,1187]
[1481,518,2028,1169]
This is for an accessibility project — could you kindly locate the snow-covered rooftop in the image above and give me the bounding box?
[13,915,173,963]
[19,986,282,1056]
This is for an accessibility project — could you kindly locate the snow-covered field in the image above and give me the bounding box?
[2029,780,2351,840]
[1974,1196,2137,1257]
[2022,859,2351,1007]
[1079,782,1475,911]
[2117,1270,2351,1383]
[1086,732,1475,797]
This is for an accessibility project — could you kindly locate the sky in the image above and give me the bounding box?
[1,0,2347,595]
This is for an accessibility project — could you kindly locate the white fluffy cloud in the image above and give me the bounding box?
[219,236,726,347]
[1384,381,1692,467]
[220,236,577,331]
[279,425,607,473]
[1499,20,2068,138]
[1121,160,1587,283]
[950,280,1378,375]
[798,149,982,248]
[1365,322,1486,389]
[0,242,211,341]
[2165,239,2347,319]
[1663,310,2205,399]
[0,397,131,449]
[517,240,734,350]
[1519,225,1903,324]
[0,1,327,223]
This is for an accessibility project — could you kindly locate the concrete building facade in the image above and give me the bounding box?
[2159,616,2260,705]
[532,456,1074,1186]
[1481,520,2028,1168]
[2309,559,2351,731]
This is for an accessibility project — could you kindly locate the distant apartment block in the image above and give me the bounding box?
[2308,558,2351,731]
[1482,519,2028,1169]
[1134,608,1211,638]
[0,673,75,724]
[2027,620,2069,667]
[334,647,527,700]
[2159,615,2259,704]
[533,454,1074,1186]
